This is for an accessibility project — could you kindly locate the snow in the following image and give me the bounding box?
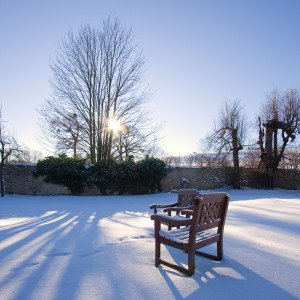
[0,189,300,300]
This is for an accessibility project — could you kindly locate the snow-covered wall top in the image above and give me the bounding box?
[3,164,300,195]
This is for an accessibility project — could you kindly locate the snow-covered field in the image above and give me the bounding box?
[0,189,299,300]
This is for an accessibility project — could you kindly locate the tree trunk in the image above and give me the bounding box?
[232,129,240,189]
[258,120,277,188]
[0,161,5,197]
[232,151,240,189]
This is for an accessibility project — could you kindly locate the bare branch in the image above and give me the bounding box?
[37,18,158,162]
[202,99,249,189]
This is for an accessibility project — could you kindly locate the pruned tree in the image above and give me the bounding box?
[203,100,249,189]
[38,17,156,162]
[257,88,300,186]
[0,108,22,196]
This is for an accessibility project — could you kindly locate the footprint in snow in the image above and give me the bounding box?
[78,249,104,258]
[45,252,71,257]
[13,262,39,271]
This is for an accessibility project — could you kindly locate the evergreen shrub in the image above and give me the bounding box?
[88,158,119,195]
[33,154,88,195]
[136,157,170,193]
[34,155,169,195]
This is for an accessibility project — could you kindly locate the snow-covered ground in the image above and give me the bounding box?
[0,189,299,300]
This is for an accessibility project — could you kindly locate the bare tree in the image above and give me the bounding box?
[38,104,83,157]
[241,149,260,169]
[0,108,22,196]
[38,18,155,162]
[194,154,206,167]
[279,148,300,170]
[257,88,300,186]
[184,154,195,166]
[203,100,248,189]
[161,155,182,166]
[111,118,161,161]
[10,148,43,163]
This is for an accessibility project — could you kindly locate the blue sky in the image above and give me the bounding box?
[1,0,300,156]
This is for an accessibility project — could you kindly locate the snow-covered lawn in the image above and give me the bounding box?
[0,189,299,300]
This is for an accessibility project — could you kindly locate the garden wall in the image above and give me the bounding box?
[3,163,300,196]
[161,166,300,191]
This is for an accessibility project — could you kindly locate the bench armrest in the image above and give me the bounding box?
[180,209,194,218]
[151,213,192,227]
[163,203,196,214]
[163,206,189,213]
[149,202,178,214]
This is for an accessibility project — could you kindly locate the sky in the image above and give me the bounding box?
[1,0,300,157]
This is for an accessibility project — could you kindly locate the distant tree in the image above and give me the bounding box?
[161,155,173,166]
[279,148,300,170]
[193,154,206,167]
[170,156,182,166]
[241,149,260,169]
[184,154,195,166]
[160,155,182,166]
[38,17,157,162]
[10,148,43,163]
[203,100,249,189]
[0,107,22,196]
[257,88,300,186]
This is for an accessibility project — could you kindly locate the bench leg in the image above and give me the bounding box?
[217,240,223,260]
[188,252,195,275]
[154,221,161,267]
[155,238,161,267]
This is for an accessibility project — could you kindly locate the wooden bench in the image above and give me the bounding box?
[150,189,200,230]
[150,192,229,276]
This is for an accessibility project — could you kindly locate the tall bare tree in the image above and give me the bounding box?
[38,18,153,162]
[203,100,248,189]
[257,88,300,186]
[0,108,22,196]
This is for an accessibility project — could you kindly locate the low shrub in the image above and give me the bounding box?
[88,158,119,195]
[34,155,169,195]
[116,159,138,194]
[136,157,170,193]
[33,154,88,195]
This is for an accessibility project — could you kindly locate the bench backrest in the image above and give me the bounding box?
[177,189,200,207]
[192,192,229,233]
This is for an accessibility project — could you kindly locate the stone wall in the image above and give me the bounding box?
[161,167,300,191]
[160,167,233,192]
[4,164,70,195]
[3,163,300,196]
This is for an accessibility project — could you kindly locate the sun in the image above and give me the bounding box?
[108,117,122,132]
